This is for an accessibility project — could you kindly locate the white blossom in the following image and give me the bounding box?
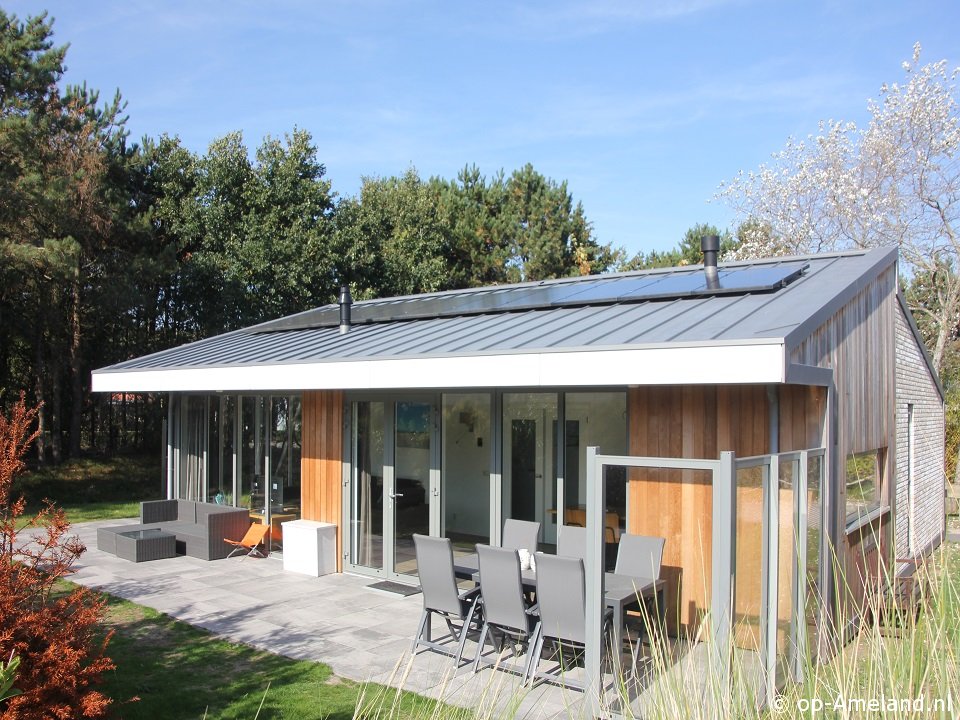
[717,44,960,372]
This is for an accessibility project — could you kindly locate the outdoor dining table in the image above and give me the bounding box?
[451,552,665,662]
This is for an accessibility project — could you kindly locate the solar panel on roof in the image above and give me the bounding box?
[250,261,808,333]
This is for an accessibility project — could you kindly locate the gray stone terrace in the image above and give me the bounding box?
[56,519,713,719]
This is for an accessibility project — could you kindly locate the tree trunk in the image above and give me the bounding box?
[50,358,62,464]
[33,339,47,467]
[68,272,84,457]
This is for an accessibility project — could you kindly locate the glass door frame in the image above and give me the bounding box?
[344,392,441,581]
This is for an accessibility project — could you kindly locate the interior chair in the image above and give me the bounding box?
[224,522,270,559]
[564,508,622,543]
[527,553,613,689]
[501,519,540,552]
[472,544,540,677]
[557,524,587,562]
[411,534,482,667]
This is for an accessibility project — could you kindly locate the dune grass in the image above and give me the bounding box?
[352,538,960,719]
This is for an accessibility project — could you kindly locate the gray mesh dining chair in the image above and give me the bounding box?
[614,534,665,579]
[472,544,540,677]
[501,519,540,552]
[411,534,482,667]
[557,524,587,561]
[527,553,613,689]
[615,533,666,649]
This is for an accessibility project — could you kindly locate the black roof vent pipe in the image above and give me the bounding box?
[338,284,352,334]
[701,234,721,290]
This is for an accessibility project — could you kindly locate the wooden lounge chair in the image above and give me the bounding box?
[225,522,270,559]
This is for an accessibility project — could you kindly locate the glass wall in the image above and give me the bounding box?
[394,401,431,576]
[441,394,491,555]
[502,393,557,546]
[179,396,207,501]
[805,453,822,662]
[209,395,237,504]
[563,393,627,549]
[351,401,385,569]
[170,393,301,554]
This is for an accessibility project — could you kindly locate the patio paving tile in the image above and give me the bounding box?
[43,519,690,717]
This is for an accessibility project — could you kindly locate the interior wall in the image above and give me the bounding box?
[301,390,344,570]
[442,394,491,538]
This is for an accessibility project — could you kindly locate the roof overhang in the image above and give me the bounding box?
[91,341,786,393]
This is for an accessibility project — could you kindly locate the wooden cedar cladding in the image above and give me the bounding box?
[301,391,344,571]
[790,264,896,460]
[626,384,825,634]
[790,264,897,617]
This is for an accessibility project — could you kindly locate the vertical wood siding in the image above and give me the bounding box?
[627,385,770,632]
[627,384,827,637]
[301,390,344,571]
[790,265,898,615]
[790,266,896,459]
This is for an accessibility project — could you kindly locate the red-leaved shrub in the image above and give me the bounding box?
[0,397,114,719]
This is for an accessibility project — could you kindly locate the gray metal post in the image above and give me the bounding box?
[710,451,737,690]
[491,392,503,548]
[233,396,241,507]
[584,446,606,718]
[763,454,780,705]
[795,451,809,682]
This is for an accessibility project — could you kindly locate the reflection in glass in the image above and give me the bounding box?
[805,454,823,662]
[502,393,557,547]
[394,402,431,576]
[214,396,236,505]
[776,459,798,688]
[562,393,627,552]
[242,396,267,514]
[734,464,764,653]
[352,402,384,569]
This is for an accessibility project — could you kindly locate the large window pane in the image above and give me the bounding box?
[502,393,557,547]
[179,396,206,501]
[442,394,491,555]
[352,401,385,569]
[805,453,823,662]
[735,464,764,653]
[394,401,431,576]
[845,450,883,524]
[563,393,627,550]
[241,396,266,513]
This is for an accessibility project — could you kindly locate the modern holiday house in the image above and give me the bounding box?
[92,243,944,678]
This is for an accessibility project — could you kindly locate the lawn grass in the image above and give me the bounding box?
[91,590,441,720]
[14,454,162,525]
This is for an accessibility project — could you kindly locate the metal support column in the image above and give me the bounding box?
[762,454,780,705]
[710,451,737,690]
[584,446,606,718]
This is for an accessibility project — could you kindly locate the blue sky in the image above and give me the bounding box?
[7,0,959,256]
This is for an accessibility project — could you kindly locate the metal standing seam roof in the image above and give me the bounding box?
[94,246,899,375]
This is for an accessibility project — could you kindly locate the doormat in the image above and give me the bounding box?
[366,580,421,597]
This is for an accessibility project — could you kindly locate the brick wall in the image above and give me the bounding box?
[894,302,945,564]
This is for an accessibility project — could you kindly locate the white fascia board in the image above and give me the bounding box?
[91,342,785,393]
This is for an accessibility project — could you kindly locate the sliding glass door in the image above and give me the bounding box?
[349,398,438,579]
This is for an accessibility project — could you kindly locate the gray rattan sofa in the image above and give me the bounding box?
[97,500,250,561]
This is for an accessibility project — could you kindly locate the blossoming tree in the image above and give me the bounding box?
[717,44,960,374]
